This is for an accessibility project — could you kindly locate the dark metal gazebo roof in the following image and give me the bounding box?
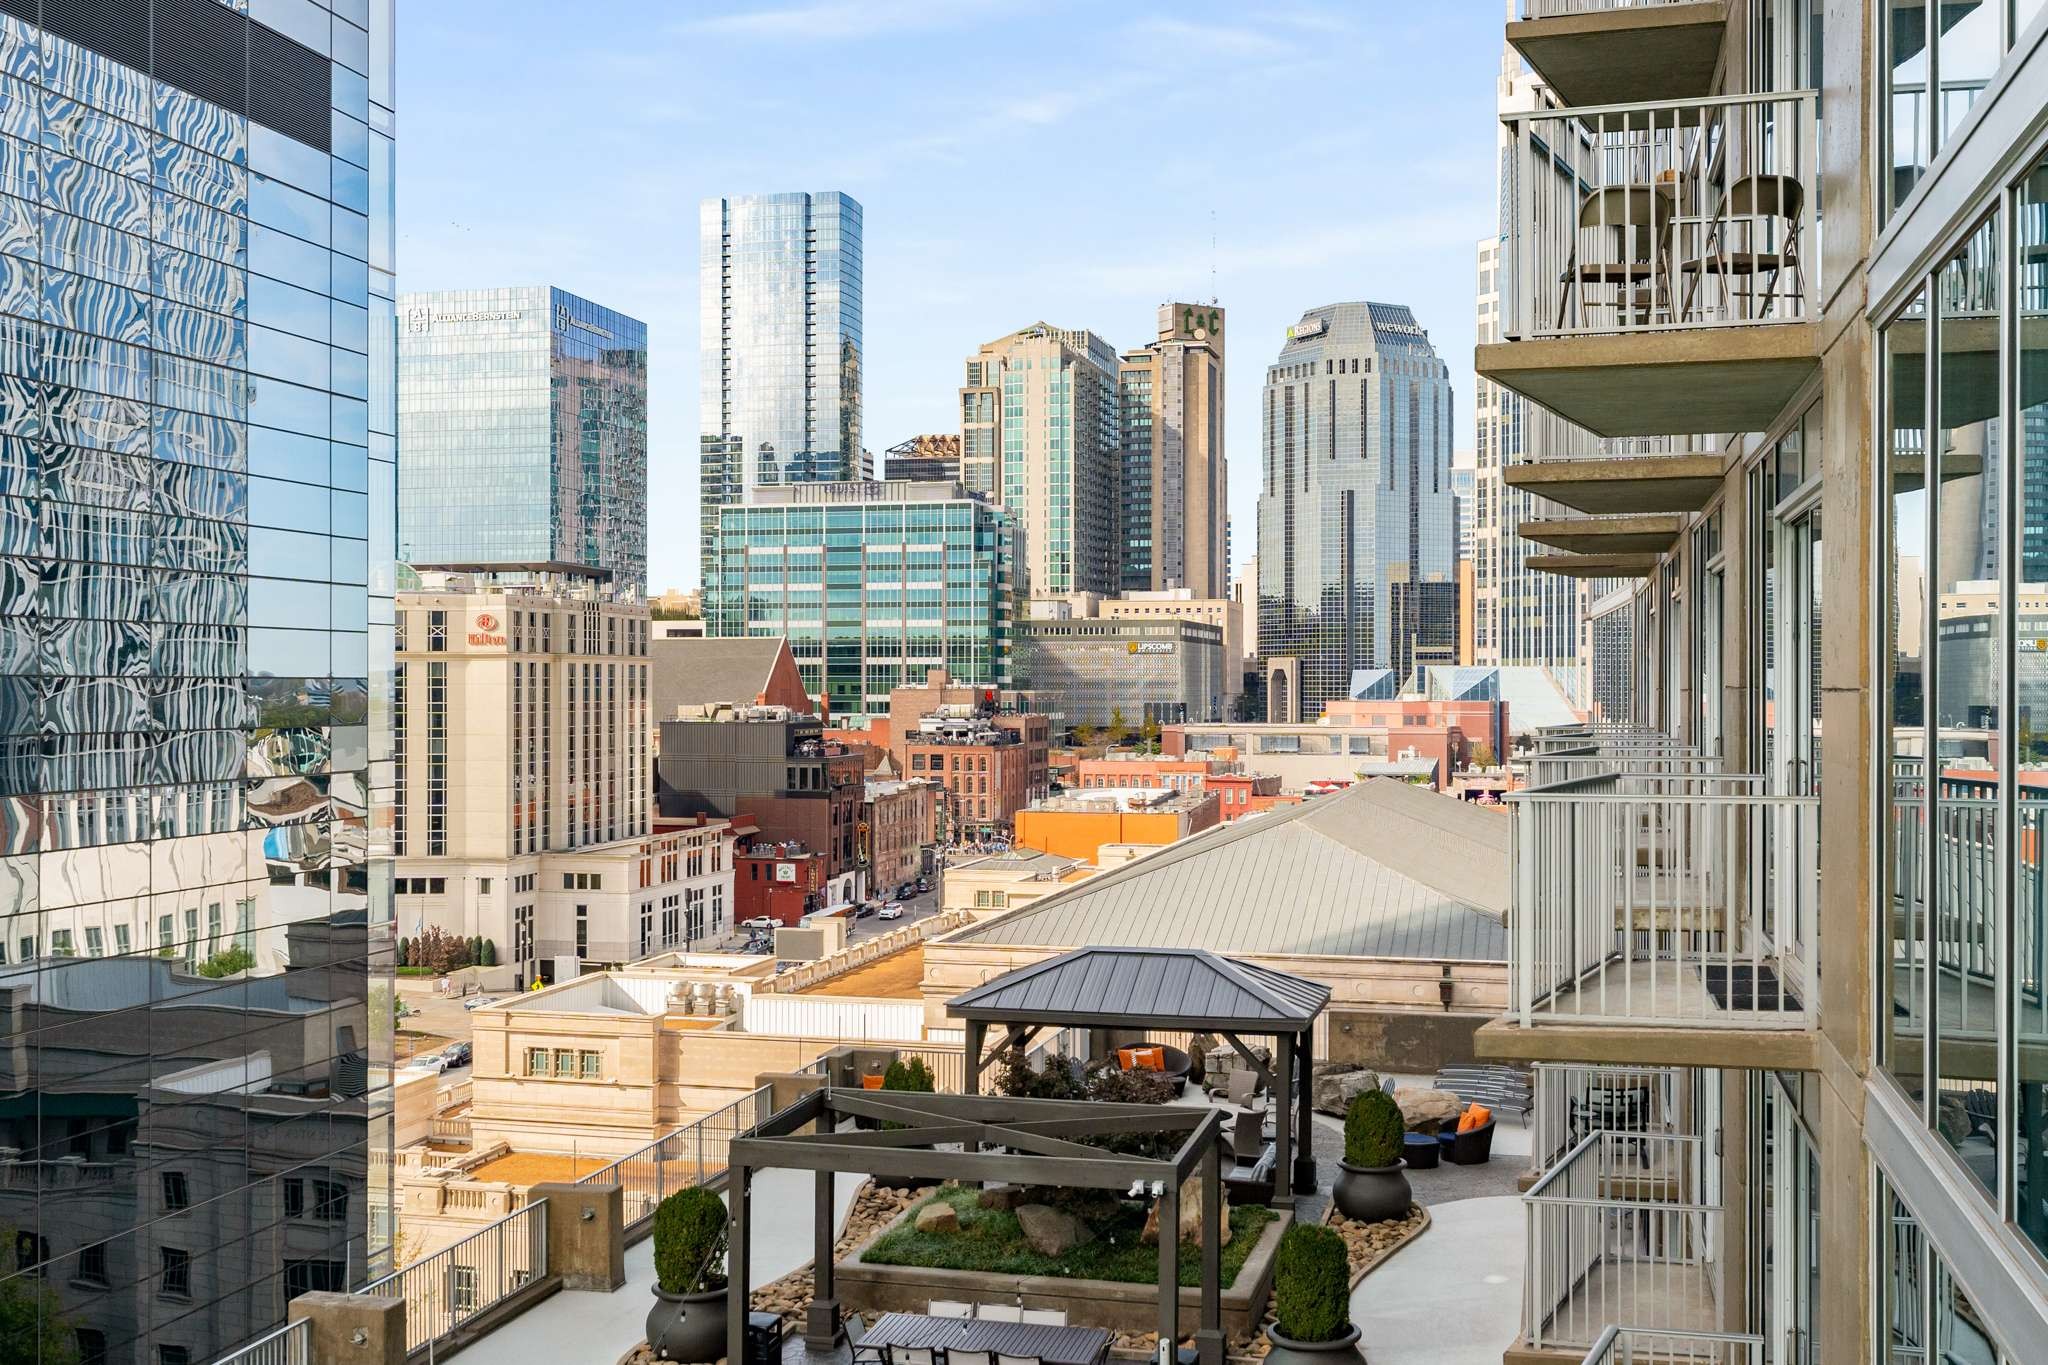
[947,946,1331,1034]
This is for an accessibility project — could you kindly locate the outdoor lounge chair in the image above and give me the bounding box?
[1438,1118,1496,1166]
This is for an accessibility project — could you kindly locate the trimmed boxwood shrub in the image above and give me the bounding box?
[1344,1088,1404,1169]
[1273,1222,1351,1343]
[882,1057,936,1094]
[653,1186,728,1294]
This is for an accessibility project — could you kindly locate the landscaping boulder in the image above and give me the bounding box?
[914,1201,960,1234]
[1395,1087,1464,1131]
[1015,1203,1091,1256]
[1313,1067,1381,1118]
[1140,1178,1231,1247]
[977,1185,1025,1212]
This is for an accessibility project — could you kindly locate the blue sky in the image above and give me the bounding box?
[400,2,1505,592]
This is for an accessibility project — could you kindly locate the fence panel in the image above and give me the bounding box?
[206,1319,309,1365]
[359,1202,548,1355]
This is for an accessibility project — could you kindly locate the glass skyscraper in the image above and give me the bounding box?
[397,286,648,595]
[706,480,1011,719]
[1255,302,1457,720]
[0,2,396,1361]
[698,191,863,585]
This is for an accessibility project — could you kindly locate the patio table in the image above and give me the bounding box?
[858,1311,1112,1365]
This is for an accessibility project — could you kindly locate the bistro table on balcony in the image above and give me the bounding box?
[854,1313,1112,1365]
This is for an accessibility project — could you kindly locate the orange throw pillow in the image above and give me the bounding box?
[1458,1103,1492,1133]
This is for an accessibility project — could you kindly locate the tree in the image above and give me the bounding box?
[1470,742,1495,769]
[2,1225,81,1365]
[1108,707,1129,742]
[196,943,255,978]
[1139,716,1162,751]
[480,938,497,967]
[1071,724,1098,749]
[396,937,410,969]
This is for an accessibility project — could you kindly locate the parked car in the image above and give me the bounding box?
[915,878,932,893]
[877,903,904,921]
[740,916,778,931]
[462,995,499,1011]
[854,902,877,918]
[445,1042,473,1068]
[407,1052,448,1073]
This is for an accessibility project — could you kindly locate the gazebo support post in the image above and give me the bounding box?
[1197,1137,1224,1365]
[963,1020,986,1096]
[1272,1034,1295,1209]
[1293,1027,1317,1195]
[1157,1173,1180,1363]
[805,1168,841,1349]
[727,1162,751,1365]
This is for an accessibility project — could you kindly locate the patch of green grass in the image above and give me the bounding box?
[860,1187,1277,1289]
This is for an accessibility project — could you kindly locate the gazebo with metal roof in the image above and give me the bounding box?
[947,946,1332,1204]
[726,1089,1230,1365]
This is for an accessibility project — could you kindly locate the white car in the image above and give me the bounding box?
[877,903,904,921]
[407,1052,449,1073]
[462,995,499,1011]
[741,916,778,931]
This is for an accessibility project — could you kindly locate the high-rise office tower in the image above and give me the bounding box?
[1118,303,1227,597]
[0,4,396,1360]
[397,287,648,595]
[960,322,1120,597]
[698,192,863,584]
[1255,303,1456,721]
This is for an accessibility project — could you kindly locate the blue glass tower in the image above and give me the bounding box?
[699,191,863,585]
[0,2,396,1359]
[397,286,648,594]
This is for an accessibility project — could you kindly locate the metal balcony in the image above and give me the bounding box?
[1511,2,1730,107]
[1480,90,1821,438]
[1498,768,1818,1065]
[1530,1062,1708,1174]
[1524,1132,1728,1352]
[1580,1327,1765,1364]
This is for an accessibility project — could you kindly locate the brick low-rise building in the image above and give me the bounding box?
[863,778,937,895]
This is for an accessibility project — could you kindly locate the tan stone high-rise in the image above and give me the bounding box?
[1119,303,1228,597]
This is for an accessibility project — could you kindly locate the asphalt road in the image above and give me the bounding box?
[844,883,942,943]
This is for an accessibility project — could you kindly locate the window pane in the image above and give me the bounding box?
[1931,213,2000,1196]
[2015,152,2048,1260]
[1936,0,1998,140]
[1886,0,1931,215]
[1883,285,1930,1102]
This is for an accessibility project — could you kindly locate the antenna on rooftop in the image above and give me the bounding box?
[1209,208,1218,304]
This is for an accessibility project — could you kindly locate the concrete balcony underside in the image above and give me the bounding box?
[1477,324,1820,438]
[1520,515,1685,556]
[1476,1016,1819,1071]
[1504,455,1725,516]
[1527,552,1662,579]
[1506,2,1728,107]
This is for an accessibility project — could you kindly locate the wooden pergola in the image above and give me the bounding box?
[726,1088,1230,1365]
[947,947,1331,1204]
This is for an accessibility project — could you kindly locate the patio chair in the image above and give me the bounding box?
[1560,184,1676,330]
[1438,1118,1496,1166]
[1019,1308,1067,1326]
[995,1355,1044,1365]
[1678,174,1806,321]
[977,1304,1023,1323]
[849,1317,883,1365]
[949,1354,993,1365]
[931,1301,973,1319]
[889,1349,937,1365]
[1224,1068,1259,1106]
[1226,1107,1267,1162]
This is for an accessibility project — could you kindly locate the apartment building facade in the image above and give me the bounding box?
[1478,2,2048,1360]
[392,570,734,983]
[1117,303,1229,597]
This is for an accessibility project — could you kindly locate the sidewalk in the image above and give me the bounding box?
[1350,1194,1523,1365]
[449,1168,861,1363]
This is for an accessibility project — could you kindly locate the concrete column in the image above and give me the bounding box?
[289,1291,404,1365]
[806,1168,842,1349]
[1272,1035,1295,1210]
[530,1182,625,1292]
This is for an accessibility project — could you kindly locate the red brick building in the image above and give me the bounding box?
[1203,772,1296,820]
[732,840,825,926]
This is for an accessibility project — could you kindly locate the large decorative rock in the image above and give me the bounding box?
[914,1201,959,1233]
[1394,1087,1464,1130]
[977,1185,1025,1212]
[1140,1178,1231,1247]
[1313,1068,1382,1117]
[1016,1204,1091,1256]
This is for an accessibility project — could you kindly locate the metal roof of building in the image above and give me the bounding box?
[949,778,1508,962]
[651,636,798,719]
[948,946,1329,1033]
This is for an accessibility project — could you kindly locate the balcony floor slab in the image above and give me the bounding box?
[1507,1,1728,106]
[1527,1260,1724,1354]
[1520,515,1685,556]
[1476,1018,1819,1071]
[1504,456,1726,516]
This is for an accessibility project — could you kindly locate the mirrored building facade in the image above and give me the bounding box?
[397,286,648,596]
[698,191,863,586]
[0,1,396,1360]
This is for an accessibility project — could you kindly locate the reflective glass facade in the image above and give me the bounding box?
[0,1,395,1360]
[396,286,647,595]
[705,481,1011,720]
[698,192,862,584]
[1255,302,1457,719]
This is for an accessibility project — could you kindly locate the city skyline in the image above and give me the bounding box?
[398,3,1501,591]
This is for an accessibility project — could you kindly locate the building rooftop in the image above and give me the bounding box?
[1024,788,1211,815]
[652,636,808,720]
[796,945,926,1000]
[949,947,1329,1034]
[953,778,1508,961]
[947,850,1083,879]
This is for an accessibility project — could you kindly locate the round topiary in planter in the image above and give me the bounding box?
[1332,1088,1412,1223]
[647,1186,729,1363]
[1265,1222,1367,1365]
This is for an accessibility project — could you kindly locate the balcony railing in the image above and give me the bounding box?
[1531,1063,1696,1172]
[576,1083,773,1233]
[359,1200,548,1355]
[1526,1132,1723,1350]
[1581,1326,1766,1365]
[1503,89,1818,339]
[1511,770,1817,1028]
[205,1319,309,1365]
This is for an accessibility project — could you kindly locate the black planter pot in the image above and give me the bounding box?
[1264,1323,1367,1365]
[647,1286,727,1363]
[1331,1158,1411,1223]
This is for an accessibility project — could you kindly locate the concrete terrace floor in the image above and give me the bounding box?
[1350,1195,1524,1365]
[447,1168,863,1364]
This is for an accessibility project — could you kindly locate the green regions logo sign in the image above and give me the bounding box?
[1179,306,1222,339]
